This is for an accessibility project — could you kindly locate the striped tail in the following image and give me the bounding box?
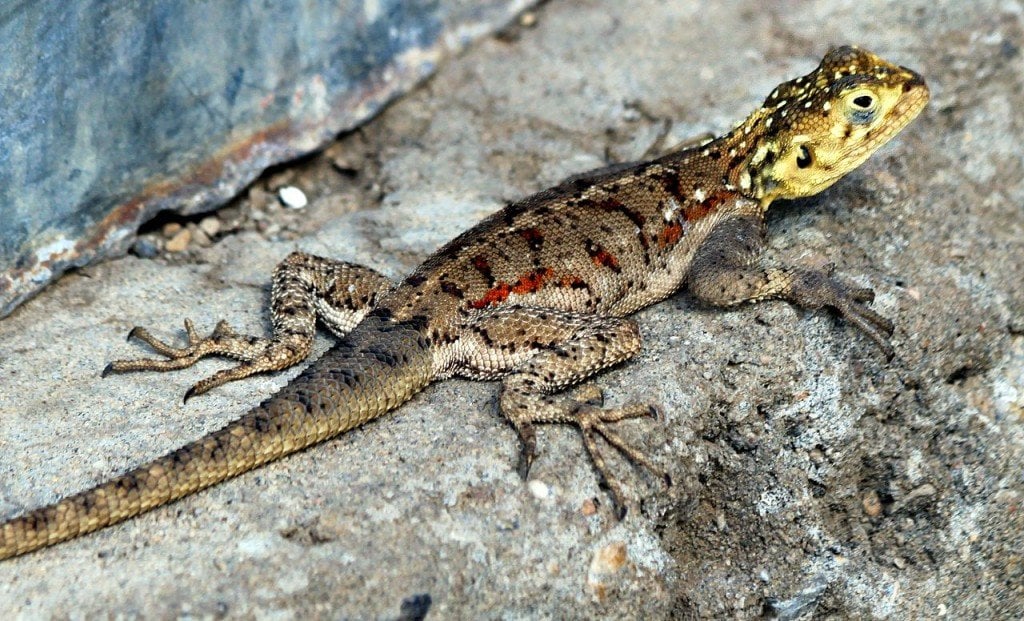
[0,316,434,560]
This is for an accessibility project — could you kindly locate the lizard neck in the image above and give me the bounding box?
[712,108,779,210]
[678,110,772,210]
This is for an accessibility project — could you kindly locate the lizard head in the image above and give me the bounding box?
[740,46,929,205]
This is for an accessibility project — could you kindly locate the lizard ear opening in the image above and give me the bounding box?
[796,145,813,169]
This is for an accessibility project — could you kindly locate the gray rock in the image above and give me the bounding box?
[0,0,534,318]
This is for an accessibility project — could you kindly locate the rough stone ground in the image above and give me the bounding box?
[1,1,1022,618]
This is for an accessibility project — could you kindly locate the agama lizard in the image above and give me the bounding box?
[0,46,928,559]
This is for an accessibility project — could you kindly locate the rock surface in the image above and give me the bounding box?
[1,1,1022,618]
[0,0,534,318]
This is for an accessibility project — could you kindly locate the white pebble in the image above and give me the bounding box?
[528,479,550,500]
[279,185,308,209]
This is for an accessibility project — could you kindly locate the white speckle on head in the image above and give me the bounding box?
[724,183,736,192]
[701,148,710,156]
[823,101,832,112]
[738,141,746,149]
[780,110,788,117]
[750,143,769,166]
[728,148,737,157]
[834,71,843,80]
[804,101,812,108]
[765,117,773,128]
[737,169,753,190]
[693,188,706,202]
[771,88,779,99]
[776,100,788,109]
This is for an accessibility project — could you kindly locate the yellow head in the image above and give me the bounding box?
[741,46,929,205]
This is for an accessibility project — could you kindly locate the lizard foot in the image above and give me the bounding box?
[573,402,668,519]
[513,399,667,519]
[103,319,311,401]
[788,268,896,359]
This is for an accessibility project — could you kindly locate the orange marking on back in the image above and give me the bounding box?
[685,190,729,222]
[560,275,587,289]
[591,249,620,271]
[469,268,554,309]
[470,283,512,309]
[657,222,683,247]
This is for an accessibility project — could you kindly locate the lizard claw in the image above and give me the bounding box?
[182,386,200,404]
[516,449,535,481]
[514,420,538,481]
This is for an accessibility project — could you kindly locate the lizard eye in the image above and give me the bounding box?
[844,89,878,124]
[796,145,813,169]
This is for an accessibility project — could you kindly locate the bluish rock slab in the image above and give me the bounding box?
[0,0,532,317]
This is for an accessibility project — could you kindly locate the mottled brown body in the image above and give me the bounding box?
[1,47,928,559]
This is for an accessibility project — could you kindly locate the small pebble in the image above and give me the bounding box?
[131,237,161,258]
[591,542,627,574]
[165,228,192,252]
[191,226,212,248]
[519,11,537,27]
[581,498,598,516]
[199,216,221,237]
[527,479,550,500]
[330,153,360,175]
[587,541,629,601]
[862,490,883,517]
[279,186,308,209]
[162,222,183,237]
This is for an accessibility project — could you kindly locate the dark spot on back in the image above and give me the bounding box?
[440,281,464,298]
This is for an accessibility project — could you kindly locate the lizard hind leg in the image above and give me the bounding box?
[104,251,395,401]
[458,307,667,517]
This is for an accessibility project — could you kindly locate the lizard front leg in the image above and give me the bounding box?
[687,216,895,357]
[104,251,395,399]
[454,306,667,517]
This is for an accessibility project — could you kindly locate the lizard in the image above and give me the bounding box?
[0,46,928,560]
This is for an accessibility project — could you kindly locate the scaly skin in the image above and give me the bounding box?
[0,46,928,560]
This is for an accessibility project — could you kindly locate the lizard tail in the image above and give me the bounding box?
[0,315,434,560]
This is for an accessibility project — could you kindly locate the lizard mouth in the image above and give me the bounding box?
[887,72,930,134]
